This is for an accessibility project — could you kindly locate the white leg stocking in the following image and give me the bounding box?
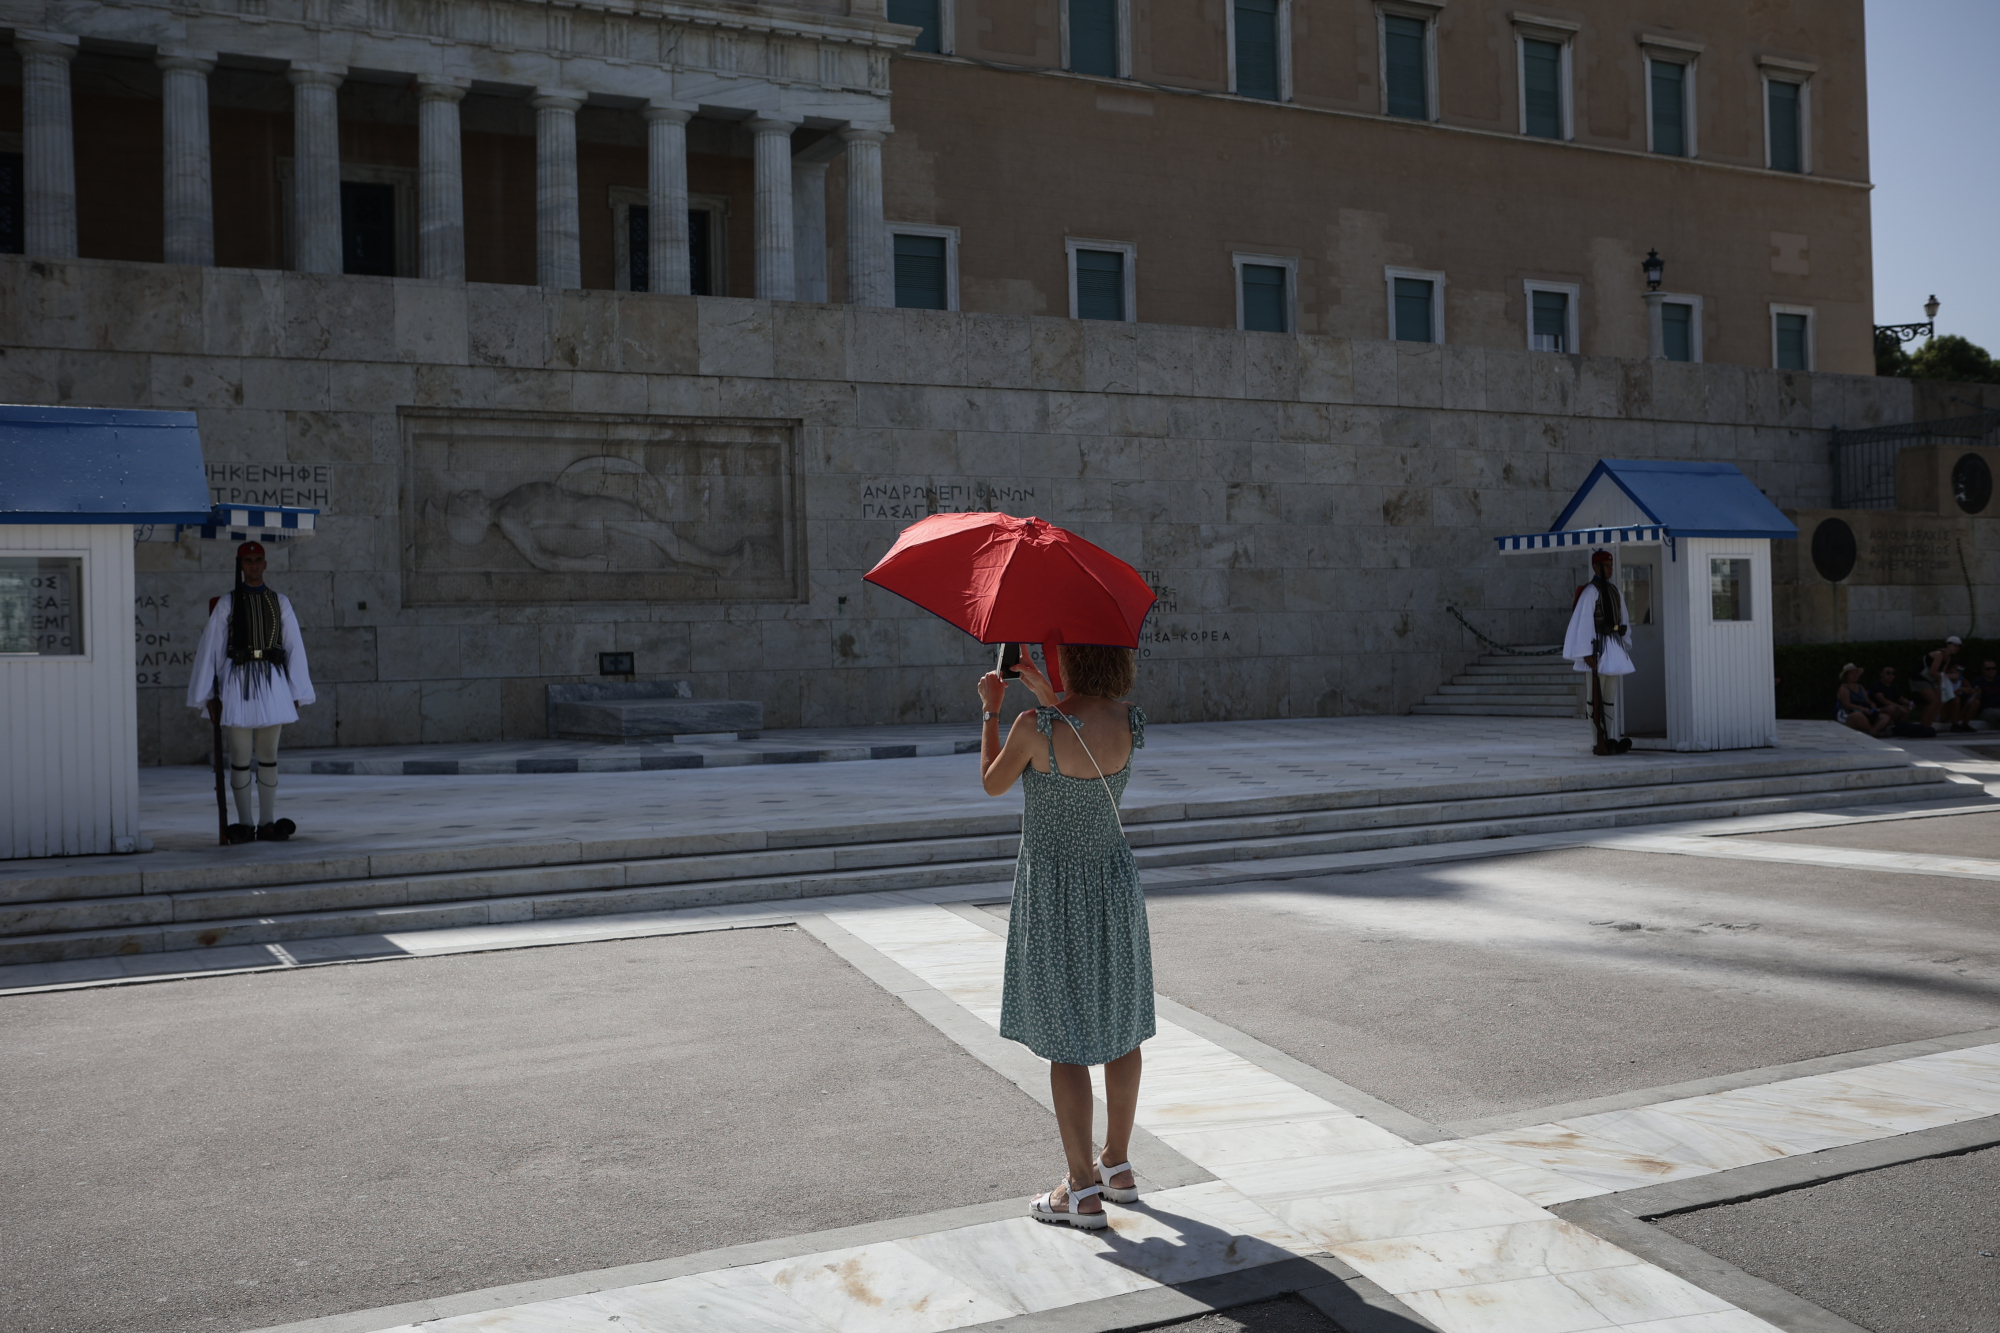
[254,725,283,825]
[225,726,255,826]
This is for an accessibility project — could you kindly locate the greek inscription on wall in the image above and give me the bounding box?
[1865,528,1956,579]
[207,463,333,509]
[133,592,190,687]
[858,480,1036,521]
[402,410,801,605]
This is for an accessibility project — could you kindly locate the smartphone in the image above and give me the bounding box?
[996,642,1022,679]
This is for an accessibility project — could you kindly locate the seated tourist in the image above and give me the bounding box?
[1975,659,2000,726]
[1836,664,1892,738]
[1941,664,1976,733]
[1869,666,1913,723]
[1912,635,1963,728]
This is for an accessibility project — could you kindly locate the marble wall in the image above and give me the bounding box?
[0,256,1932,764]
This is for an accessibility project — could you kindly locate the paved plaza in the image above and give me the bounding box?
[3,719,1999,1333]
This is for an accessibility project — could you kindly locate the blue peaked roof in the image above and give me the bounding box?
[1552,459,1798,539]
[0,405,213,524]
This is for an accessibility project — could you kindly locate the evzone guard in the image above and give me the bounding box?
[187,541,316,844]
[1564,548,1635,756]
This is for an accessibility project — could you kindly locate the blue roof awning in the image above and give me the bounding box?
[0,405,213,524]
[1495,458,1798,556]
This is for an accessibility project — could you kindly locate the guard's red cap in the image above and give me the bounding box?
[1590,549,1614,562]
[237,541,266,559]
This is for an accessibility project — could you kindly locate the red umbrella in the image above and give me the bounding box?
[863,512,1156,693]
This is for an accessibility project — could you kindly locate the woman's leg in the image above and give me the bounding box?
[1842,712,1871,733]
[1100,1045,1143,1190]
[1048,1062,1102,1213]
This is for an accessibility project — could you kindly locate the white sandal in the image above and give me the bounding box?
[1029,1178,1108,1230]
[1097,1158,1139,1204]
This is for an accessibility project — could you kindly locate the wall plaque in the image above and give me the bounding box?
[401,409,801,605]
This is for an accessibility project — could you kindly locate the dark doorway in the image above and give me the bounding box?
[340,181,397,276]
[0,154,22,254]
[627,206,716,296]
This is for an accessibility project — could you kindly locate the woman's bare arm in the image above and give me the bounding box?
[981,708,1039,795]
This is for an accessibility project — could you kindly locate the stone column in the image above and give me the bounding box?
[644,103,693,295]
[156,50,216,267]
[18,33,80,259]
[417,77,468,280]
[792,160,829,304]
[288,64,346,274]
[1643,292,1667,360]
[531,89,584,289]
[840,126,891,307]
[747,116,800,302]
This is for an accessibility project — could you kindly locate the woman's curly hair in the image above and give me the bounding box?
[1058,644,1136,699]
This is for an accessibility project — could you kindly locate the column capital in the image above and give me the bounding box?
[416,74,470,103]
[747,115,802,136]
[644,102,695,126]
[155,48,218,75]
[286,62,346,89]
[530,88,586,112]
[838,124,891,146]
[15,32,79,62]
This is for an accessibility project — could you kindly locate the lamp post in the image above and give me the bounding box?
[1642,249,1664,292]
[1875,294,1939,346]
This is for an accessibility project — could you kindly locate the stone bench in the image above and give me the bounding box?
[546,681,763,742]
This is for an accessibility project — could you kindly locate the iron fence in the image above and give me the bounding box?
[1829,408,2000,509]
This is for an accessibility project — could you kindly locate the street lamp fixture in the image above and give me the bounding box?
[1641,249,1664,292]
[1875,294,1939,347]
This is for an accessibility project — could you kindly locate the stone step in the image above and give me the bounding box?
[1410,703,1579,716]
[1451,671,1580,685]
[0,771,1961,967]
[1435,683,1577,697]
[1472,653,1565,666]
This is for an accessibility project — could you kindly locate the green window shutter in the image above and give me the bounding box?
[894,234,949,310]
[628,204,651,291]
[1,153,23,254]
[1775,312,1809,369]
[887,0,941,52]
[1522,39,1563,138]
[1661,301,1693,362]
[1069,0,1118,76]
[1075,249,1126,321]
[1384,15,1428,119]
[1531,289,1569,352]
[1768,79,1802,172]
[1241,264,1287,332]
[688,209,714,295]
[1393,277,1434,342]
[1650,60,1686,156]
[1234,0,1281,101]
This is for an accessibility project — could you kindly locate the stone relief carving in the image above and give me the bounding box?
[402,410,800,605]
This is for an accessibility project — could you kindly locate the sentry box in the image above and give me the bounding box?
[0,406,316,858]
[1494,459,1799,752]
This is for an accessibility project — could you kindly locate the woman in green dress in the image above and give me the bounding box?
[977,643,1153,1230]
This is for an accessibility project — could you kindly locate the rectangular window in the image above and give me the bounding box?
[1710,558,1751,622]
[893,233,949,310]
[1774,311,1810,370]
[340,180,397,276]
[1660,301,1693,362]
[1521,38,1564,139]
[1383,14,1429,120]
[1073,247,1128,321]
[1393,277,1435,342]
[1240,263,1287,332]
[1650,60,1686,156]
[887,0,942,53]
[1234,0,1281,101]
[1530,288,1570,352]
[0,153,21,254]
[1767,79,1803,172]
[625,206,718,295]
[1069,0,1118,77]
[0,556,85,657]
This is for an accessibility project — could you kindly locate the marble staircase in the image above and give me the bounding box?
[0,750,1958,966]
[1410,649,1577,717]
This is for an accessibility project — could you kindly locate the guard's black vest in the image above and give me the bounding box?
[1591,574,1624,638]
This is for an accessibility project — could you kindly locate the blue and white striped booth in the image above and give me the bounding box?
[133,505,320,544]
[1494,459,1798,753]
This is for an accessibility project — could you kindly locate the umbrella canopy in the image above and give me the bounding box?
[863,512,1156,693]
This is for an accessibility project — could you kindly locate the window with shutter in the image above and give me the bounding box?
[689,209,714,295]
[1069,0,1118,77]
[1650,60,1686,156]
[1661,302,1693,362]
[1383,15,1428,119]
[1393,277,1434,343]
[340,181,397,276]
[894,233,949,310]
[1522,38,1563,139]
[1241,264,1287,332]
[1531,289,1569,352]
[1235,0,1281,101]
[1768,79,1802,172]
[1774,312,1809,369]
[1075,248,1126,321]
[628,206,717,294]
[887,0,941,53]
[0,154,21,254]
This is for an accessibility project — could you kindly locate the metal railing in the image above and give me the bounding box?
[1829,408,2000,509]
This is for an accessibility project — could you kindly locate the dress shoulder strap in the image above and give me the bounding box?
[1126,703,1146,750]
[1034,705,1063,774]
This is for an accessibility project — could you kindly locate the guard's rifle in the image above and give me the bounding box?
[209,595,228,844]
